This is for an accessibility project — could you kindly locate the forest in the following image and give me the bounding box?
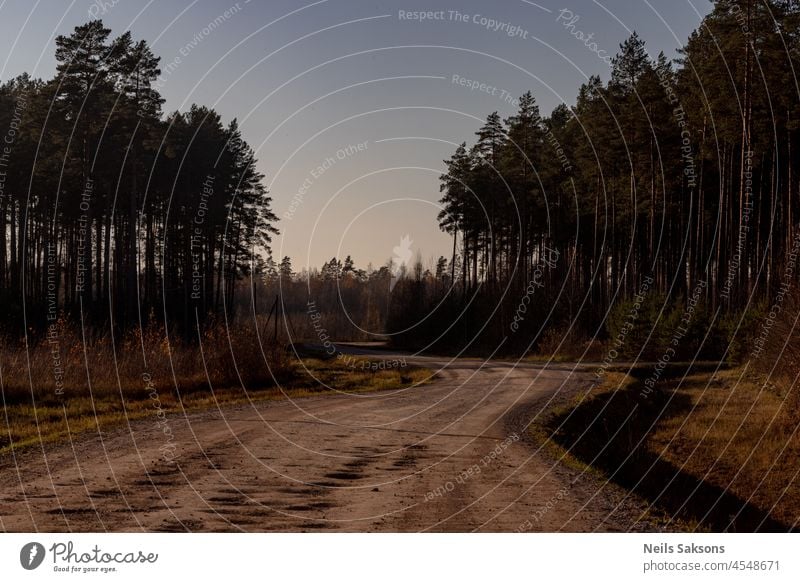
[385,0,800,365]
[4,1,800,370]
[0,20,277,334]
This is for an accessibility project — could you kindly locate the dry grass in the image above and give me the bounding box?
[0,322,431,454]
[538,365,798,531]
[0,319,294,406]
[648,369,800,529]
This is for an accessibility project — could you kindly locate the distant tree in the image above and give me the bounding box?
[343,255,354,275]
[279,256,294,280]
[435,256,448,280]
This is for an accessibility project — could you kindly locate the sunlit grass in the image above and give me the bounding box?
[0,325,432,455]
[647,369,800,528]
[531,366,798,530]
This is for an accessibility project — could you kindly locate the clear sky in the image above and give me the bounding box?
[0,0,712,272]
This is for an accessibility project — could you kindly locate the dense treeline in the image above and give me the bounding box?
[254,254,456,344]
[0,20,276,333]
[255,255,393,342]
[390,0,800,357]
[7,3,800,362]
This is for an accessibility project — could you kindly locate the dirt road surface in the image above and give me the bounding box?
[0,350,658,532]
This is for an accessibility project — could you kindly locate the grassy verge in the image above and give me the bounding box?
[646,369,799,530]
[0,326,432,454]
[532,366,796,532]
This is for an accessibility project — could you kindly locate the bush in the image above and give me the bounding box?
[606,293,666,359]
[720,302,767,363]
[606,292,724,361]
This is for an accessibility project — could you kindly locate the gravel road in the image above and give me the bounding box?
[0,350,658,532]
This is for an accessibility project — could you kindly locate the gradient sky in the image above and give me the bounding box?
[0,0,712,271]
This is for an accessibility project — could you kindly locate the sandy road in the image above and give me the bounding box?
[0,351,656,532]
